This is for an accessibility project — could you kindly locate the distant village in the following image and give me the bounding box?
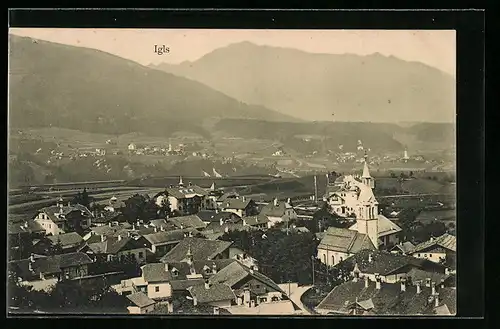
[8,153,456,315]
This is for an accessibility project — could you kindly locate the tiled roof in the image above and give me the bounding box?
[168,215,207,230]
[410,233,456,254]
[340,249,445,276]
[88,236,148,255]
[163,259,236,282]
[39,204,93,223]
[406,268,451,284]
[217,192,239,203]
[127,292,156,308]
[47,232,84,248]
[143,230,186,246]
[244,214,270,226]
[160,238,233,263]
[197,211,240,223]
[187,282,235,304]
[9,252,93,281]
[318,227,376,254]
[166,185,208,199]
[317,280,453,315]
[148,219,168,227]
[260,202,288,218]
[170,279,205,291]
[209,261,285,295]
[141,263,172,283]
[226,300,296,315]
[348,215,402,238]
[221,198,253,210]
[391,241,415,254]
[8,220,45,235]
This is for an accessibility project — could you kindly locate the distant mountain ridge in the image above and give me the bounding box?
[150,41,456,123]
[8,35,300,138]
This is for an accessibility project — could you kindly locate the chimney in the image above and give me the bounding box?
[180,224,184,230]
[154,227,158,233]
[101,235,106,242]
[425,278,431,287]
[213,307,220,315]
[243,288,250,305]
[273,198,278,207]
[431,281,436,295]
[30,253,35,263]
[375,274,381,290]
[212,262,217,274]
[160,225,165,232]
[132,224,135,230]
[249,268,254,274]
[250,300,255,308]
[224,226,229,233]
[400,277,406,292]
[220,218,224,226]
[252,265,258,272]
[108,222,112,227]
[165,263,169,272]
[416,280,421,294]
[287,198,291,205]
[368,253,373,263]
[167,301,173,313]
[67,201,71,207]
[117,235,122,241]
[353,271,359,282]
[215,209,219,214]
[440,279,445,288]
[188,181,192,187]
[24,221,28,228]
[444,268,450,275]
[434,293,440,307]
[204,279,210,290]
[364,275,369,288]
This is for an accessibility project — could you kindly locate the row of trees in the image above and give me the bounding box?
[121,192,171,224]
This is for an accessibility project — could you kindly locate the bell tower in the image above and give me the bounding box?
[361,152,374,189]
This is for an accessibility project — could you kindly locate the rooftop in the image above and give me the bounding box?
[166,185,208,199]
[220,198,253,210]
[187,282,235,304]
[47,232,84,248]
[410,233,456,254]
[318,227,376,254]
[168,215,207,230]
[348,214,402,238]
[127,292,156,308]
[160,238,233,263]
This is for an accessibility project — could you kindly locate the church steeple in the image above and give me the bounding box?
[361,151,374,189]
[179,176,184,187]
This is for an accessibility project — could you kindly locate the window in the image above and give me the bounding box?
[429,254,432,257]
[418,254,421,257]
[323,254,326,264]
[424,254,427,258]
[139,252,144,259]
[155,286,160,292]
[331,255,335,265]
[255,284,260,289]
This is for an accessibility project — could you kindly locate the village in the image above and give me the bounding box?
[8,153,456,316]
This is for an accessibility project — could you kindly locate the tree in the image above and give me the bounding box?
[72,188,91,208]
[409,171,414,178]
[48,238,64,256]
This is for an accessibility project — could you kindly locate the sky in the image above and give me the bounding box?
[9,28,456,76]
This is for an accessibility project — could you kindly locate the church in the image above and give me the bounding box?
[318,155,402,267]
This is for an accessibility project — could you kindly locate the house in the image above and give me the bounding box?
[34,200,93,235]
[126,292,156,314]
[220,197,258,218]
[228,247,258,269]
[208,261,289,308]
[33,232,86,255]
[259,198,297,227]
[166,179,209,215]
[82,222,132,241]
[317,227,376,267]
[143,230,188,256]
[168,215,207,231]
[315,274,456,315]
[390,241,416,255]
[104,196,126,213]
[204,183,223,210]
[9,252,93,291]
[128,143,136,151]
[187,281,236,308]
[407,233,456,265]
[338,249,447,284]
[160,238,233,263]
[242,214,271,229]
[216,191,240,208]
[9,220,46,260]
[196,210,241,226]
[87,234,149,264]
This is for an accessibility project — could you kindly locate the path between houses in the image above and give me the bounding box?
[288,285,314,315]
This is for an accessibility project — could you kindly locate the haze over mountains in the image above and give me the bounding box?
[150,41,456,123]
[8,35,298,138]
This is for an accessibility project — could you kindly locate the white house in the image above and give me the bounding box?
[34,199,93,236]
[259,198,297,227]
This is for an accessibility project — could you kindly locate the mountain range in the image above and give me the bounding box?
[150,41,456,123]
[8,35,298,138]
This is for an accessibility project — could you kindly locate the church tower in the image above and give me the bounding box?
[356,192,379,250]
[361,152,375,189]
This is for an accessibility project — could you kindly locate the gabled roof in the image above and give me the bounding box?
[47,232,84,248]
[8,220,45,235]
[244,214,270,226]
[220,198,253,210]
[88,236,148,255]
[9,252,93,281]
[187,283,235,304]
[316,280,449,315]
[168,215,207,230]
[390,241,415,254]
[362,160,371,178]
[143,230,186,246]
[39,204,93,223]
[127,292,156,308]
[217,192,240,203]
[166,185,208,199]
[149,219,168,227]
[209,261,285,295]
[318,227,376,254]
[260,202,291,218]
[348,215,402,238]
[163,259,236,282]
[141,263,172,283]
[160,238,233,263]
[340,249,445,276]
[196,211,240,223]
[406,268,451,284]
[409,233,456,254]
